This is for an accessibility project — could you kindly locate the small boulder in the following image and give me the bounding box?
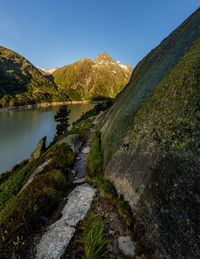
[29,136,46,162]
[71,169,77,176]
[118,236,135,257]
[56,134,82,153]
[82,146,90,154]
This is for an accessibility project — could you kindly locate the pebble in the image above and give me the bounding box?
[71,170,76,176]
[118,236,136,257]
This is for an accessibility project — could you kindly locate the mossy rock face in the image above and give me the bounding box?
[101,8,200,258]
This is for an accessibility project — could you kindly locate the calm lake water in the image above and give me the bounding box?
[0,103,94,174]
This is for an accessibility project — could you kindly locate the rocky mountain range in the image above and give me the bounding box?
[0,48,132,107]
[53,52,132,101]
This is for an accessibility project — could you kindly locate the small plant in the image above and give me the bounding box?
[95,172,118,199]
[82,211,110,259]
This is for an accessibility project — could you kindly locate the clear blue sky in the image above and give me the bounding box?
[0,1,199,69]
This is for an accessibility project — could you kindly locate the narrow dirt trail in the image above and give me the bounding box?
[72,128,95,183]
[35,129,96,259]
[17,129,96,259]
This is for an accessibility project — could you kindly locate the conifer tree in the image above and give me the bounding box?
[54,105,71,135]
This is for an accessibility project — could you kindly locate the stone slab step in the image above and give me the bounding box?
[36,183,96,259]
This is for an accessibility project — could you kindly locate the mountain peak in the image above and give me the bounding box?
[95,52,115,64]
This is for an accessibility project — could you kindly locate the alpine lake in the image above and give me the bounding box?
[0,103,94,174]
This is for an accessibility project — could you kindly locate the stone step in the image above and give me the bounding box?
[36,183,96,259]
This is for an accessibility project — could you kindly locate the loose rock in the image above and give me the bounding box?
[118,236,135,257]
[81,146,90,154]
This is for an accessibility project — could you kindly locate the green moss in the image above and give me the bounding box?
[51,144,75,170]
[101,11,200,164]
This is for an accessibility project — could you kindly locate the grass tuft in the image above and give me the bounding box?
[82,211,110,259]
[86,130,103,176]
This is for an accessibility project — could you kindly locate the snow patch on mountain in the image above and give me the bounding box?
[36,66,58,75]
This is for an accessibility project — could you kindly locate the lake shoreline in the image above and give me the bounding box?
[0,102,95,174]
[0,100,100,113]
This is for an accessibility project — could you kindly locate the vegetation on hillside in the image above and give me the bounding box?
[0,140,75,257]
[53,54,132,101]
[0,48,132,107]
[0,101,112,257]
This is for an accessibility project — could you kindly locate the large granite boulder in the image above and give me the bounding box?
[101,8,200,258]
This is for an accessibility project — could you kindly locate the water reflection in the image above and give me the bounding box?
[0,103,94,174]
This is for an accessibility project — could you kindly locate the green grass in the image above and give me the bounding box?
[86,130,103,176]
[50,144,75,170]
[82,211,110,259]
[0,142,75,257]
[0,160,37,211]
[85,130,133,225]
[95,172,118,199]
[0,170,69,257]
